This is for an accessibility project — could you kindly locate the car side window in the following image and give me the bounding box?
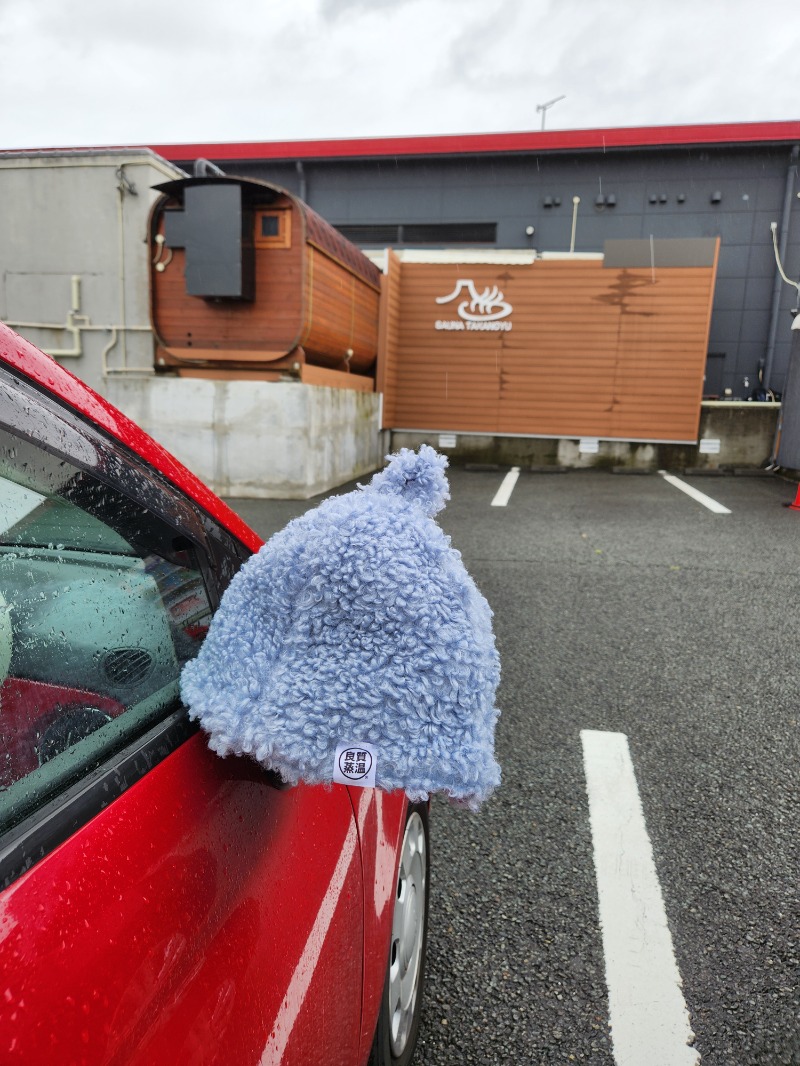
[0,423,213,833]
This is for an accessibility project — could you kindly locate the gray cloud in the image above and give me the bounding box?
[0,0,795,150]
[320,0,413,21]
[443,0,525,90]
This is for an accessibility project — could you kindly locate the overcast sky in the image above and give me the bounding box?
[1,0,797,150]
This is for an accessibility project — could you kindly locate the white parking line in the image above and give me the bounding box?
[491,467,520,507]
[581,730,700,1066]
[658,471,731,514]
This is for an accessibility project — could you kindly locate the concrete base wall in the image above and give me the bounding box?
[391,402,781,472]
[103,379,781,501]
[107,377,385,498]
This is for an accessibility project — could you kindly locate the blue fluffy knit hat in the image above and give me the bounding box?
[181,445,501,809]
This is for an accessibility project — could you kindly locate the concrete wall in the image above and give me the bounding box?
[107,376,386,498]
[390,401,780,473]
[0,150,183,395]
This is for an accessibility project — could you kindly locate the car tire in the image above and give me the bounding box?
[370,802,429,1066]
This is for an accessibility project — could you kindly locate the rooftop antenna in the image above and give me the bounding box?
[536,95,566,130]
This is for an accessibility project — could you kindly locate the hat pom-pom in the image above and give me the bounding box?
[366,444,450,516]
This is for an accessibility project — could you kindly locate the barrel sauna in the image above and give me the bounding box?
[149,175,381,388]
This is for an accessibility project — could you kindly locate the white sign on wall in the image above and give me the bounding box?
[698,438,721,454]
[434,279,513,332]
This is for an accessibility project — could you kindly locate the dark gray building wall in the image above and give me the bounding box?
[200,144,800,400]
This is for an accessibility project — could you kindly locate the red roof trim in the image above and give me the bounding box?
[148,121,800,163]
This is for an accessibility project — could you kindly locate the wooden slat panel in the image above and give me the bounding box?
[384,250,718,440]
[376,250,402,427]
[300,364,375,392]
[164,347,292,364]
[301,247,379,371]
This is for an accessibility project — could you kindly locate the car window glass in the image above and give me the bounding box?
[2,479,133,555]
[0,423,212,832]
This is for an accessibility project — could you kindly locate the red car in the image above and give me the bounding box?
[0,322,429,1066]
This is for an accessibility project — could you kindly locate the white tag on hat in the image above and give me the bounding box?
[333,742,377,788]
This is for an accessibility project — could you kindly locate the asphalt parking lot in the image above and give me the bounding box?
[227,467,800,1066]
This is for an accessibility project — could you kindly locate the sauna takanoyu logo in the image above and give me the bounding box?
[434,279,513,331]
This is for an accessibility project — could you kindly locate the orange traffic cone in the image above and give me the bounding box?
[784,483,800,510]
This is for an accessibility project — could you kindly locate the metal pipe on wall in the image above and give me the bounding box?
[569,196,580,253]
[296,161,307,203]
[193,158,225,177]
[116,167,129,368]
[763,144,799,391]
[6,275,86,358]
[2,307,153,369]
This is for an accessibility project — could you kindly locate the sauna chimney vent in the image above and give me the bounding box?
[163,183,254,301]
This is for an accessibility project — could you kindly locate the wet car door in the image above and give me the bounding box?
[0,369,364,1065]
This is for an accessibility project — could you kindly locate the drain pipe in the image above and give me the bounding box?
[116,169,129,368]
[569,196,580,253]
[193,158,226,178]
[3,298,153,368]
[763,144,799,390]
[23,275,87,358]
[296,161,307,203]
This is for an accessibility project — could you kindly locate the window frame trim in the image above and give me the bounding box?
[0,708,196,891]
[254,208,291,249]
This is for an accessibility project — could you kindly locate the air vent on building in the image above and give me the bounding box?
[403,223,496,243]
[334,222,497,246]
[103,648,154,686]
[335,225,400,245]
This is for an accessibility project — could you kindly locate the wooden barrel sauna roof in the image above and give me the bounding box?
[153,174,381,289]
